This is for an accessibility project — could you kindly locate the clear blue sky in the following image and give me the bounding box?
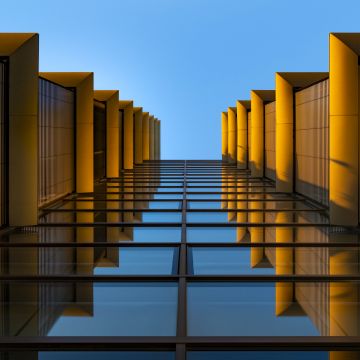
[0,0,359,159]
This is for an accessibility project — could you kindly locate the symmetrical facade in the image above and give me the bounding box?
[0,31,360,359]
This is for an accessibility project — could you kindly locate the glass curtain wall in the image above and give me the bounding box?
[0,160,359,359]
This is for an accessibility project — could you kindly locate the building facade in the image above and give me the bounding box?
[0,32,359,359]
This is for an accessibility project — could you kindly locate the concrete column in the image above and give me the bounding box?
[275,74,294,193]
[134,107,143,165]
[119,101,134,170]
[40,72,94,194]
[227,107,237,164]
[221,112,228,161]
[329,34,359,226]
[0,34,39,226]
[94,90,120,178]
[149,115,155,160]
[142,112,150,161]
[236,101,249,169]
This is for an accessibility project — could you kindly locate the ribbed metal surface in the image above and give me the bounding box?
[247,111,251,164]
[0,62,5,225]
[264,101,276,181]
[119,110,124,170]
[94,101,106,181]
[38,78,75,207]
[295,79,329,206]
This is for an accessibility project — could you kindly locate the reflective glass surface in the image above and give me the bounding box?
[187,212,231,223]
[148,201,181,209]
[189,247,275,275]
[141,212,182,223]
[187,227,237,243]
[2,282,177,336]
[2,352,176,359]
[4,161,360,356]
[0,246,178,275]
[188,201,223,209]
[187,194,222,199]
[187,352,332,360]
[132,227,181,242]
[154,194,183,199]
[188,281,360,336]
[94,247,178,275]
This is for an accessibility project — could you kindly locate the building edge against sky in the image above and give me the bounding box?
[0,32,161,227]
[222,32,360,227]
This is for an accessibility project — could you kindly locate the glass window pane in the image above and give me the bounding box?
[156,187,183,192]
[94,247,178,275]
[187,227,237,243]
[2,282,178,336]
[187,212,231,223]
[0,246,178,275]
[0,247,178,276]
[141,212,182,223]
[148,201,181,209]
[188,282,336,336]
[154,194,183,199]
[1,352,176,360]
[189,247,274,275]
[132,227,181,242]
[187,194,221,199]
[188,201,223,209]
[187,351,330,360]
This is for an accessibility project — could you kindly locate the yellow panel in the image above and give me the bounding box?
[8,34,39,226]
[154,119,161,160]
[142,112,150,161]
[134,107,143,164]
[0,33,38,56]
[221,112,228,161]
[250,91,264,177]
[123,102,134,169]
[275,74,293,193]
[227,107,237,164]
[236,101,248,169]
[264,101,276,181]
[329,34,359,225]
[149,115,155,160]
[94,90,119,178]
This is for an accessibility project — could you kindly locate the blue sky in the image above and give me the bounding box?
[0,0,359,159]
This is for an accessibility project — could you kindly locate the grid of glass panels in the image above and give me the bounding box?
[1,160,360,359]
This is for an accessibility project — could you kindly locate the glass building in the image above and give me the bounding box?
[0,33,360,359]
